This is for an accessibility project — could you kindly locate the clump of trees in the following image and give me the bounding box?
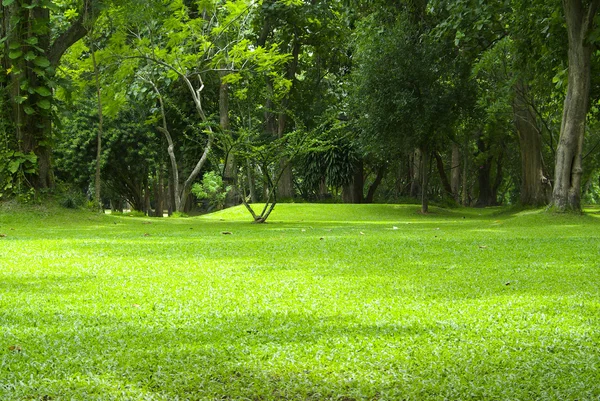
[2,0,600,219]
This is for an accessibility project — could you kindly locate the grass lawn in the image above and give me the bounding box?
[0,203,599,400]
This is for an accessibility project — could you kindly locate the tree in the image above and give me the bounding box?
[351,6,462,213]
[0,0,102,190]
[552,0,600,211]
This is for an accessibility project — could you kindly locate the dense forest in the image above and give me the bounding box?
[1,0,600,218]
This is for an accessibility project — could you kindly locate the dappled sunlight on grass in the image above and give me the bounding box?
[1,204,600,400]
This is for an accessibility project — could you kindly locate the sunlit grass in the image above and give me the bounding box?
[1,204,599,400]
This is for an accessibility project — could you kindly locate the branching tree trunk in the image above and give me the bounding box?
[552,0,600,211]
[142,73,212,213]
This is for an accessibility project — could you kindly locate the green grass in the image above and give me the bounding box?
[1,203,599,400]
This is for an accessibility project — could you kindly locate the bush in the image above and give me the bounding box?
[191,171,231,212]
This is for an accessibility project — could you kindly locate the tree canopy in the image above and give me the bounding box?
[2,0,600,216]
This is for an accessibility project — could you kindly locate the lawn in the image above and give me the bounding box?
[0,203,599,400]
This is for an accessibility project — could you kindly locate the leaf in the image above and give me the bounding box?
[34,86,52,97]
[8,160,20,174]
[33,56,51,68]
[36,99,51,110]
[2,0,15,6]
[64,8,78,20]
[24,51,36,61]
[23,153,36,163]
[8,49,23,60]
[23,105,35,115]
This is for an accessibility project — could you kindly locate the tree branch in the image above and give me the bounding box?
[48,0,101,67]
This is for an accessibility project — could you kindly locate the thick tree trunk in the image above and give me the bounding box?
[475,136,497,207]
[513,81,550,206]
[0,2,99,190]
[552,0,599,211]
[277,161,294,200]
[1,6,53,189]
[451,143,461,202]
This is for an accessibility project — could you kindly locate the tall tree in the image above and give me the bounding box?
[0,0,101,189]
[552,0,600,211]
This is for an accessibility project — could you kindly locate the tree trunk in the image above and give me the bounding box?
[318,179,330,200]
[421,148,429,214]
[365,166,386,203]
[275,38,301,200]
[462,142,469,206]
[154,168,164,217]
[434,151,453,197]
[167,175,174,216]
[277,161,294,200]
[342,160,364,203]
[0,1,99,190]
[246,159,257,203]
[475,136,496,207]
[146,76,212,213]
[492,150,504,203]
[91,34,103,210]
[552,0,599,211]
[451,143,461,202]
[219,72,238,208]
[513,81,550,206]
[410,148,422,198]
[144,183,151,216]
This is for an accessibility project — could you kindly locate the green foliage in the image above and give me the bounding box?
[351,10,462,157]
[55,184,87,209]
[0,150,38,200]
[191,171,231,211]
[298,122,358,196]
